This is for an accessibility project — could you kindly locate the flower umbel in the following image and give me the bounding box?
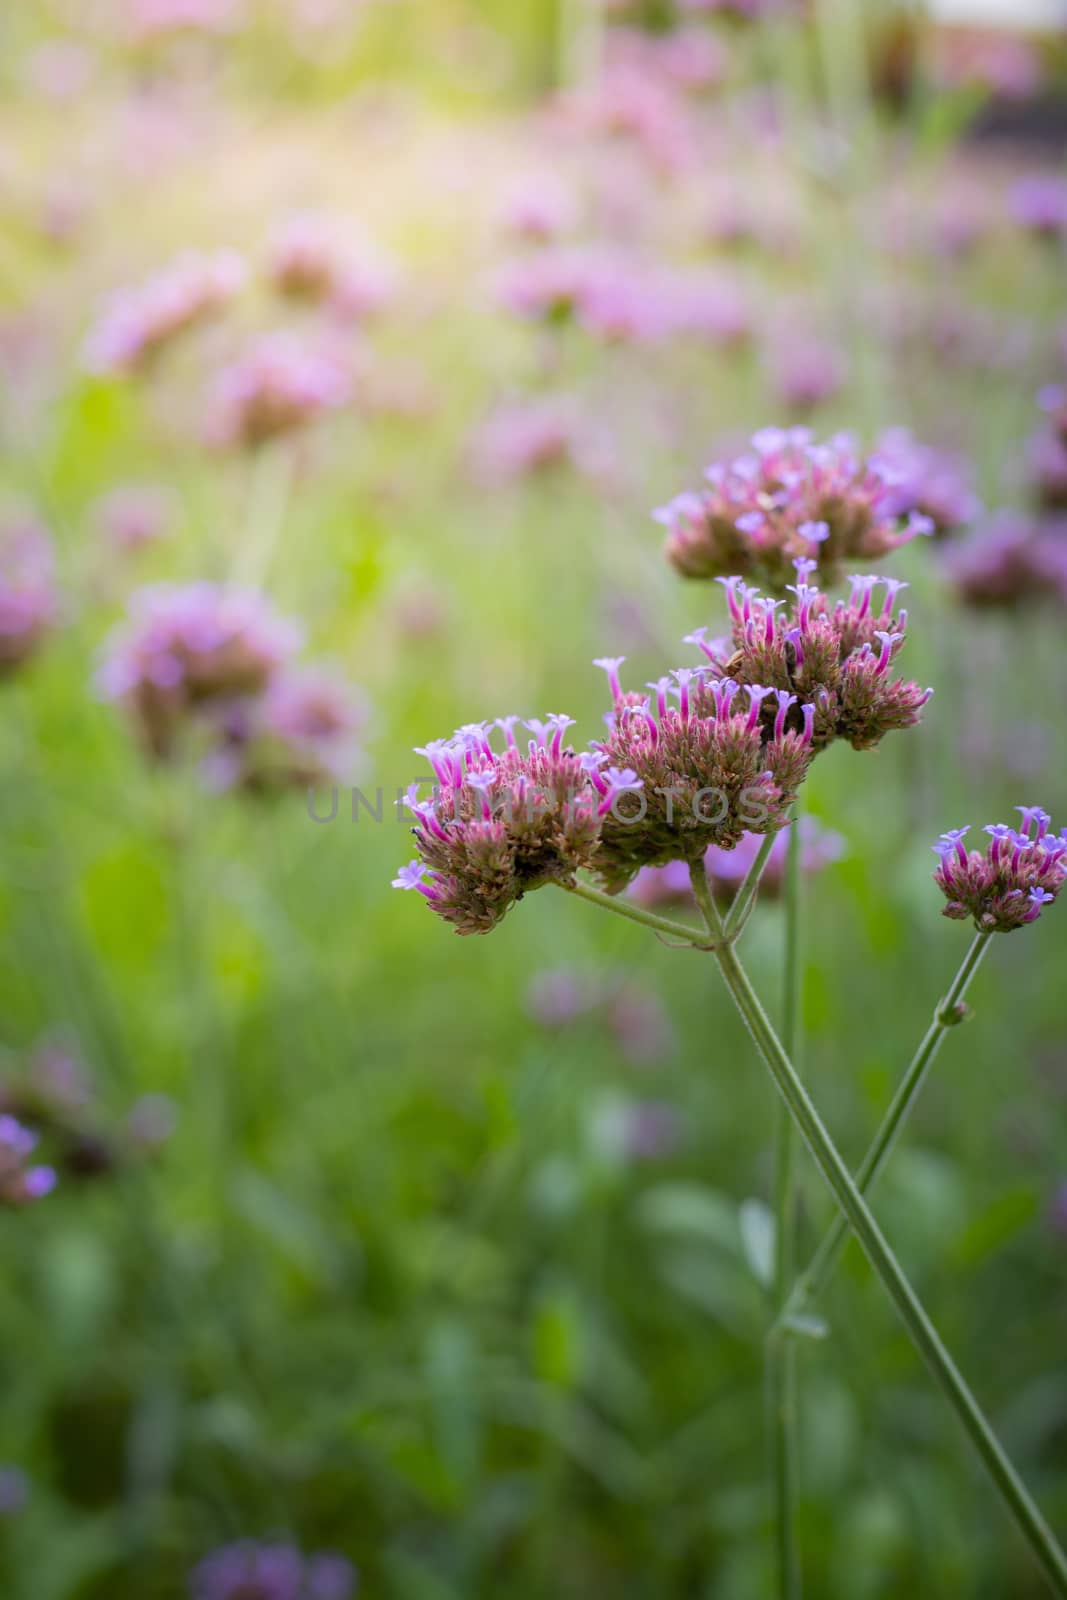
[656,427,933,591]
[0,1115,57,1208]
[696,565,932,753]
[397,718,602,934]
[933,810,1066,932]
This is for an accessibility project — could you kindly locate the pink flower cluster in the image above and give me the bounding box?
[874,427,982,536]
[266,212,396,320]
[100,582,364,789]
[205,333,351,449]
[469,397,610,485]
[0,1115,56,1208]
[656,427,934,591]
[496,251,750,348]
[700,566,932,753]
[395,718,604,935]
[933,810,1066,933]
[84,250,246,375]
[0,518,57,675]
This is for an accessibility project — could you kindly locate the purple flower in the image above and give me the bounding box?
[205,333,351,449]
[770,338,847,414]
[469,397,610,485]
[659,427,934,591]
[206,666,369,794]
[498,173,578,242]
[1009,174,1067,240]
[0,517,57,676]
[97,582,302,759]
[0,1114,57,1208]
[84,250,246,375]
[0,1466,29,1516]
[399,718,604,935]
[940,511,1067,611]
[934,812,1066,932]
[93,484,174,552]
[873,428,981,536]
[190,1541,355,1600]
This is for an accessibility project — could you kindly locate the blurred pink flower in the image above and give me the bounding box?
[97,581,302,756]
[205,332,351,449]
[128,0,243,41]
[498,173,578,243]
[0,519,57,676]
[93,484,175,552]
[84,250,246,376]
[470,397,611,484]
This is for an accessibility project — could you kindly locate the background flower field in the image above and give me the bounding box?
[1,1,1066,1595]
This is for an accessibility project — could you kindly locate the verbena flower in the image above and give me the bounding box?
[1009,174,1067,241]
[93,484,175,552]
[84,250,246,375]
[1029,426,1067,512]
[469,398,609,484]
[130,0,242,41]
[0,518,57,676]
[874,426,981,536]
[656,427,932,591]
[395,718,602,935]
[97,582,301,758]
[189,1540,355,1600]
[205,333,350,449]
[689,565,932,754]
[769,339,847,415]
[266,213,395,321]
[498,173,578,243]
[941,511,1067,610]
[629,817,844,908]
[590,655,815,890]
[933,809,1066,932]
[0,1115,56,1207]
[202,666,368,793]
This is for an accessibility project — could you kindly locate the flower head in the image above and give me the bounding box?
[933,810,1066,932]
[696,566,931,755]
[189,1540,356,1600]
[1009,173,1067,241]
[590,653,815,891]
[202,666,368,793]
[84,250,246,375]
[873,427,981,536]
[205,333,351,449]
[0,1115,56,1208]
[657,428,932,591]
[0,518,57,676]
[97,582,301,758]
[397,719,602,935]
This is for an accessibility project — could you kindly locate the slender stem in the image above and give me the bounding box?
[723,828,781,938]
[565,878,714,947]
[688,858,725,938]
[233,442,294,590]
[711,939,1067,1598]
[769,820,802,1599]
[787,929,993,1317]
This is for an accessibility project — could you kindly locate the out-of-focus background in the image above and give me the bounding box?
[1,1,1066,1595]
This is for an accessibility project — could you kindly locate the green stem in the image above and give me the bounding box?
[723,829,781,939]
[566,878,715,947]
[787,929,993,1317]
[769,821,802,1599]
[711,939,1067,1598]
